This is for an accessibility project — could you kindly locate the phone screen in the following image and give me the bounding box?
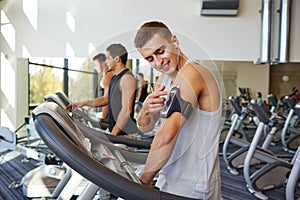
[161,91,176,114]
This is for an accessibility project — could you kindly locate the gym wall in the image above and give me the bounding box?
[1,0,300,129]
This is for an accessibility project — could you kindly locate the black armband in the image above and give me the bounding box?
[160,87,193,119]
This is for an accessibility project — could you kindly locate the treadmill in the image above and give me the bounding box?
[44,92,152,150]
[32,102,194,200]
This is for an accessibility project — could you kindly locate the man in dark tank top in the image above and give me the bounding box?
[93,53,113,120]
[136,72,148,103]
[67,43,139,135]
[135,72,149,116]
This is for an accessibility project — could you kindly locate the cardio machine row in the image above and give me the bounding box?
[221,93,300,200]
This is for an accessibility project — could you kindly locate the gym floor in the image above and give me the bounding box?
[1,142,299,200]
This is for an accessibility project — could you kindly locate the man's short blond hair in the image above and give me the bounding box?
[134,21,173,48]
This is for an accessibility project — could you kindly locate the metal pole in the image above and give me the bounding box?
[278,0,291,63]
[261,0,273,63]
[63,58,69,97]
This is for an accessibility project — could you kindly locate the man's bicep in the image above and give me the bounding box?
[120,75,136,107]
[175,67,203,108]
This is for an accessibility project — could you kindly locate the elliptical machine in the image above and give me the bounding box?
[280,96,300,153]
[243,100,300,200]
[0,116,59,164]
[222,96,265,175]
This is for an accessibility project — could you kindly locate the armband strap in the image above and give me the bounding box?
[160,87,193,119]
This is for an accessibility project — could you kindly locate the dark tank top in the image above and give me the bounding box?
[139,84,148,103]
[108,69,138,135]
[98,86,104,97]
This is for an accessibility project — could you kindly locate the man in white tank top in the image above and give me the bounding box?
[134,21,224,199]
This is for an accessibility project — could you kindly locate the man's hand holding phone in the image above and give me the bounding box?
[143,86,169,115]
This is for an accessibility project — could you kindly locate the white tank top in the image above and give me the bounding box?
[156,60,222,199]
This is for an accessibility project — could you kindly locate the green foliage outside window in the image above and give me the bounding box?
[29,59,95,106]
[29,66,63,104]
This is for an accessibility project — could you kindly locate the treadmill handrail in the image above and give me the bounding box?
[55,91,72,107]
[75,120,151,150]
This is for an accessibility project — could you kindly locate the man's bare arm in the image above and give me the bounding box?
[111,74,136,136]
[139,112,185,185]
